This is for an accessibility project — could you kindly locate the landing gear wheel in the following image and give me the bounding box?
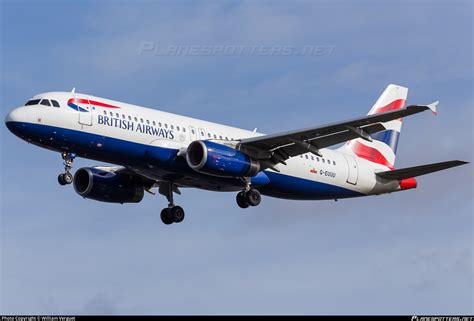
[58,174,66,186]
[58,151,75,186]
[170,206,185,223]
[160,208,173,225]
[158,182,186,225]
[63,172,73,185]
[246,189,261,207]
[236,191,249,209]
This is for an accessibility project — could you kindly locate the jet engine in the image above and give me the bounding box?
[73,167,144,203]
[186,140,260,177]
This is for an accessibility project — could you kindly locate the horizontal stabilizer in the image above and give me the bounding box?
[376,160,468,180]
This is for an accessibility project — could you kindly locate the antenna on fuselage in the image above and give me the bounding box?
[253,128,257,132]
[71,87,76,93]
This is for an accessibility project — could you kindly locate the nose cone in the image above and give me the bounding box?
[5,107,28,137]
[5,109,17,123]
[5,107,26,123]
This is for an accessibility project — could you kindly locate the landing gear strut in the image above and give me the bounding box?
[58,151,75,185]
[159,182,185,225]
[236,188,261,209]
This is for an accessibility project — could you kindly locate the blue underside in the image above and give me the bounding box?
[6,121,363,200]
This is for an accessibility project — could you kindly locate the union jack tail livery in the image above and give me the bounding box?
[343,84,407,169]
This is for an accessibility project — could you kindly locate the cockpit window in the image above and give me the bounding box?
[40,99,51,106]
[25,99,41,106]
[51,100,60,107]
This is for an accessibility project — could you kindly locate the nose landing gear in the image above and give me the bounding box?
[58,151,75,185]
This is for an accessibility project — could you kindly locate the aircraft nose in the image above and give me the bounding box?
[5,109,16,126]
[5,107,21,123]
[5,107,28,136]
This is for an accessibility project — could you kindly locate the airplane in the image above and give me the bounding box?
[5,84,468,225]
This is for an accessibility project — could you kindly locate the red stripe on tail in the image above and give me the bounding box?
[373,99,405,122]
[373,99,405,114]
[351,141,394,169]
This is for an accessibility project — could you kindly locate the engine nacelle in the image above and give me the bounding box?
[73,167,144,204]
[186,140,260,177]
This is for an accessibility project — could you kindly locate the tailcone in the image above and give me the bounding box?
[399,177,417,190]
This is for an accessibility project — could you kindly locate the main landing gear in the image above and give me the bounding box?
[159,182,185,225]
[58,151,75,186]
[236,188,262,209]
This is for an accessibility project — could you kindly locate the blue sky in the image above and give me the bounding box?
[1,0,472,315]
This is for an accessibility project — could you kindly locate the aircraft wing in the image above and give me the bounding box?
[237,102,438,168]
[96,166,157,188]
[87,166,185,196]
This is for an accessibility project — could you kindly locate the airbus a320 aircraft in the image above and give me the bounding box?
[5,84,468,225]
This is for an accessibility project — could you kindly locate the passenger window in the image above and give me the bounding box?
[207,133,211,138]
[191,129,195,134]
[103,110,107,115]
[116,113,119,118]
[177,126,180,131]
[122,114,126,119]
[25,99,41,106]
[214,134,217,139]
[158,122,162,127]
[183,127,186,133]
[40,99,51,106]
[171,125,174,130]
[128,115,132,120]
[153,121,156,126]
[146,119,150,124]
[140,118,144,123]
[165,123,168,128]
[219,135,223,139]
[317,157,320,162]
[51,100,60,107]
[305,155,308,159]
[333,161,336,165]
[311,156,314,161]
[110,111,114,116]
[322,159,325,163]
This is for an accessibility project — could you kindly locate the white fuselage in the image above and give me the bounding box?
[5,91,405,200]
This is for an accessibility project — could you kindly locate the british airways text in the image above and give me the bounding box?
[97,115,174,139]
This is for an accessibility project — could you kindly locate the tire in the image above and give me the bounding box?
[246,189,261,207]
[160,208,173,225]
[236,191,249,209]
[64,172,73,184]
[58,174,66,186]
[170,206,185,223]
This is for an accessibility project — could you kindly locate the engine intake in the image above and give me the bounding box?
[73,167,144,204]
[186,140,260,177]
